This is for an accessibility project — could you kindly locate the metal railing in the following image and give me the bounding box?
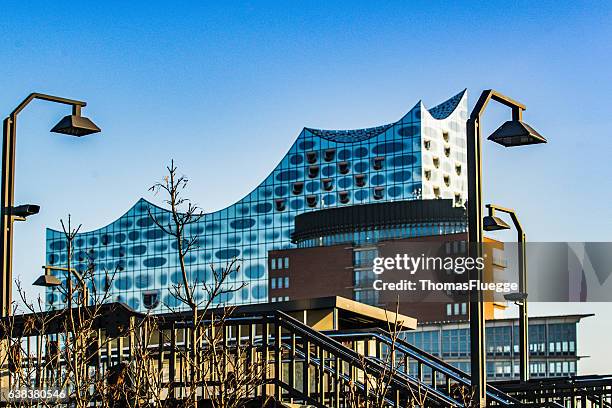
[494,375,612,407]
[325,328,521,407]
[3,304,603,407]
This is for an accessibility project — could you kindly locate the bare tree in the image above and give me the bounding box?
[0,215,123,408]
[147,160,267,408]
[344,301,428,408]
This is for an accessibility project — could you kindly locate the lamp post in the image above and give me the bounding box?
[467,90,546,406]
[1,93,100,316]
[484,204,529,382]
[34,265,89,308]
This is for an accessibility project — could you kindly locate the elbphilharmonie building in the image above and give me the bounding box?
[45,90,469,312]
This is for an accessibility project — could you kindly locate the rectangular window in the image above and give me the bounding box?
[278,278,283,289]
[447,304,452,316]
[271,278,276,289]
[454,303,460,315]
[271,259,276,270]
[284,257,289,269]
[284,296,289,301]
[461,303,467,315]
[284,277,289,288]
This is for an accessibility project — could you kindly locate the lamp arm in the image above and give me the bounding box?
[470,89,526,122]
[486,204,524,236]
[43,266,87,290]
[10,93,87,118]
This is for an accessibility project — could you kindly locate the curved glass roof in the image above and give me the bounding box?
[428,89,467,120]
[304,89,466,143]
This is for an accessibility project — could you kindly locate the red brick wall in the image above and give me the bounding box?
[268,244,354,301]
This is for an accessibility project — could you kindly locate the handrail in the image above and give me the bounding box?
[273,310,464,406]
[326,328,521,406]
[278,339,402,407]
[150,310,518,406]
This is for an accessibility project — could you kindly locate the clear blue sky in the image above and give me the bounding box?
[1,1,611,372]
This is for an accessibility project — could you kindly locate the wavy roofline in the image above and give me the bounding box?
[304,89,467,139]
[427,89,467,120]
[46,197,166,235]
[47,91,468,235]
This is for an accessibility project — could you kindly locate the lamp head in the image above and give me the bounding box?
[11,204,40,219]
[488,120,547,147]
[504,292,528,304]
[33,274,62,287]
[483,215,511,231]
[51,114,101,137]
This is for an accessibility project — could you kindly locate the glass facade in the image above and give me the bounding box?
[45,91,468,312]
[403,319,582,380]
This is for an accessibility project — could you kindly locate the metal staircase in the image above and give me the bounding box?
[324,328,521,406]
[7,303,608,407]
[237,310,521,407]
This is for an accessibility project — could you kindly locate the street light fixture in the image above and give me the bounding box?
[34,265,89,307]
[504,292,528,305]
[1,93,100,316]
[483,215,511,232]
[33,273,62,287]
[467,90,546,405]
[50,106,101,137]
[485,203,530,382]
[488,120,547,147]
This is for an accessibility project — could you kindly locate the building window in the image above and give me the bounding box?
[443,131,449,142]
[373,187,384,200]
[271,278,276,289]
[271,259,276,270]
[324,149,335,162]
[275,199,286,211]
[461,303,467,315]
[446,304,452,316]
[284,277,289,288]
[306,195,318,208]
[338,161,350,174]
[442,328,470,357]
[284,257,289,269]
[142,290,160,310]
[322,178,334,191]
[339,191,350,204]
[354,174,366,187]
[454,194,462,206]
[292,182,304,195]
[372,157,384,170]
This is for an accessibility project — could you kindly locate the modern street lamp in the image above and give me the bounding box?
[467,90,545,406]
[1,93,100,316]
[33,265,90,308]
[484,204,530,382]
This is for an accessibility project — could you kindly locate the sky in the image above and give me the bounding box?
[0,1,611,373]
